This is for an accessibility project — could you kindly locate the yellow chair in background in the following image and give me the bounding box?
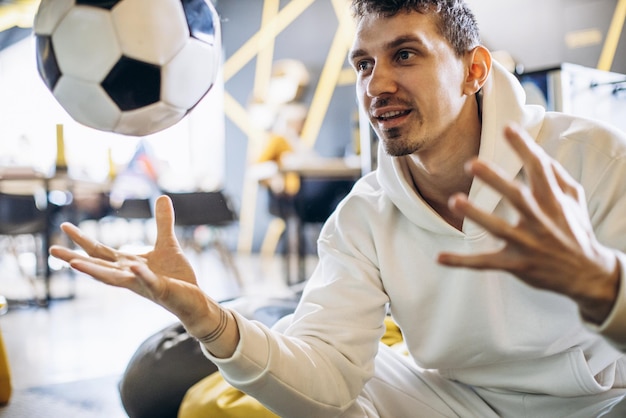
[0,296,12,405]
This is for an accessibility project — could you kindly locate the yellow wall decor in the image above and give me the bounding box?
[0,0,40,32]
[225,0,356,254]
[598,0,626,71]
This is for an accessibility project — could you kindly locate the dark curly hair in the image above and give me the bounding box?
[350,0,480,57]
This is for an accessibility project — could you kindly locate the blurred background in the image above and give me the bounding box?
[1,0,624,254]
[0,1,624,416]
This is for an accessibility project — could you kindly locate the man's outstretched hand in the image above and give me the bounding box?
[50,195,212,332]
[438,123,620,325]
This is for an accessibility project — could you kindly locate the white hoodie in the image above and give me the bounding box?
[209,62,626,417]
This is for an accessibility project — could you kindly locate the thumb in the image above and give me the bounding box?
[154,195,179,246]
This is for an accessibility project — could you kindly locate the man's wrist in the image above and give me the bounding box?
[195,308,230,344]
[577,253,621,325]
[188,306,240,359]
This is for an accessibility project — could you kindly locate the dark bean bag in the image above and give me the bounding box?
[119,322,218,418]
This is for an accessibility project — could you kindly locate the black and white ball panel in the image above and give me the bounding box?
[34,0,221,136]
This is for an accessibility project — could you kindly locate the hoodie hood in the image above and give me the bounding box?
[376,60,546,237]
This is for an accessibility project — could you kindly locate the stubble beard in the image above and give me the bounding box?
[373,102,422,157]
[380,127,420,157]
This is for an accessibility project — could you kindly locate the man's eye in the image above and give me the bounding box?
[398,50,413,61]
[357,61,371,72]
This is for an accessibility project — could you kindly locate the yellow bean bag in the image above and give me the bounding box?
[0,329,12,405]
[178,316,403,418]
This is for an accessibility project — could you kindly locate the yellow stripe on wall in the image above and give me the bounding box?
[253,0,280,102]
[224,0,357,253]
[300,5,354,148]
[597,0,626,71]
[238,0,281,253]
[223,0,315,83]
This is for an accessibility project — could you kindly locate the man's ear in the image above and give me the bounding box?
[463,45,491,95]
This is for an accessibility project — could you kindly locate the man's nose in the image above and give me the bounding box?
[365,64,397,98]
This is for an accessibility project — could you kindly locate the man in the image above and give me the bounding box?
[51,0,626,416]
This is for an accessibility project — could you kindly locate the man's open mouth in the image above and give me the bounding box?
[377,110,411,121]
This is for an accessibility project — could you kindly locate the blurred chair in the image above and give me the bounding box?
[112,197,153,220]
[268,178,355,284]
[164,191,242,289]
[103,197,154,248]
[292,178,355,223]
[0,191,50,307]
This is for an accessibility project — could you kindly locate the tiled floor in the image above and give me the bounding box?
[0,225,303,416]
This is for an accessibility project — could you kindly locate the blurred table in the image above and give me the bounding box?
[0,166,109,196]
[279,155,362,179]
[0,166,110,306]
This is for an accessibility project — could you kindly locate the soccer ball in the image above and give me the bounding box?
[33,0,221,137]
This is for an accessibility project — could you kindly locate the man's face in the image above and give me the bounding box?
[349,11,470,157]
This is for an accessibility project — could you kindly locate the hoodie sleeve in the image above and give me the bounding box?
[200,185,390,418]
[586,251,626,351]
[572,124,626,351]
